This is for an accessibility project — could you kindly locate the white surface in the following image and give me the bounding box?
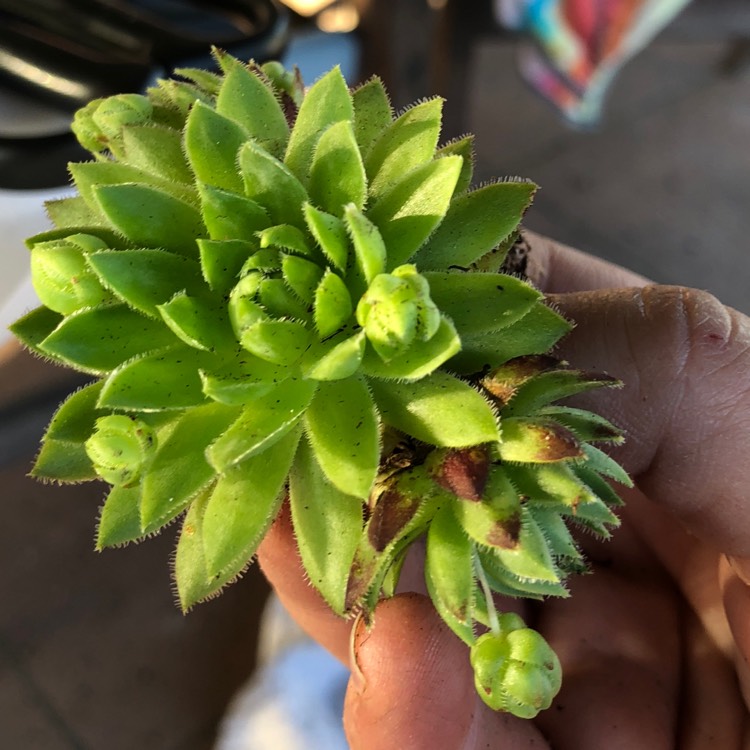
[0,186,73,345]
[215,595,350,750]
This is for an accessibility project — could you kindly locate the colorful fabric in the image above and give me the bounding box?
[495,0,693,125]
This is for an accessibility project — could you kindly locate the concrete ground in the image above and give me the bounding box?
[1,1,748,747]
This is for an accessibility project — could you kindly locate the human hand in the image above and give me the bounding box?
[258,232,750,749]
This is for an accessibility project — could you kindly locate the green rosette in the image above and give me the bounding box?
[10,51,631,718]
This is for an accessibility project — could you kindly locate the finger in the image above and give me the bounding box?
[678,603,747,750]
[524,230,651,292]
[618,486,734,647]
[549,285,750,557]
[720,556,750,712]
[623,490,747,743]
[344,593,549,750]
[535,567,682,749]
[257,503,353,663]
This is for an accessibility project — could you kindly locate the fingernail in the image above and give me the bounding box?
[726,555,750,586]
[349,610,369,694]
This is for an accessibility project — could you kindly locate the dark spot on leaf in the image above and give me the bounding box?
[485,513,521,549]
[431,446,490,501]
[367,486,421,552]
[452,602,468,622]
[344,553,377,611]
[531,422,584,461]
[481,355,559,404]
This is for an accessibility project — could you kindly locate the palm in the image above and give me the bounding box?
[259,234,750,749]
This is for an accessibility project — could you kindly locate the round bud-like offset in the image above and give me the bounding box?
[91,94,153,140]
[30,236,113,315]
[392,264,441,341]
[71,98,108,153]
[356,266,438,361]
[470,614,562,718]
[85,415,155,487]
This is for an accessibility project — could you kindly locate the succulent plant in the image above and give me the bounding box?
[10,51,631,718]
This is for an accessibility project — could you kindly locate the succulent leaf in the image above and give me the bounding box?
[30,240,113,315]
[290,437,363,614]
[416,181,536,271]
[435,135,475,195]
[572,464,625,507]
[484,508,561,582]
[259,224,315,257]
[344,204,387,289]
[425,505,476,645]
[98,345,214,410]
[580,444,633,487]
[39,305,178,375]
[309,120,367,215]
[497,418,584,463]
[174,488,233,611]
[283,66,353,182]
[303,203,349,271]
[478,548,569,599]
[94,183,205,256]
[365,98,443,198]
[9,306,63,358]
[540,406,623,444]
[86,249,205,317]
[369,372,499,446]
[140,402,239,533]
[184,101,248,193]
[215,62,289,158]
[45,196,107,229]
[300,330,366,381]
[121,124,193,184]
[97,484,143,549]
[239,141,308,229]
[206,379,317,472]
[453,467,523,550]
[505,369,620,417]
[158,293,235,352]
[351,77,393,156]
[314,269,353,337]
[198,186,269,243]
[424,271,541,336]
[174,66,223,95]
[346,468,439,612]
[239,319,313,365]
[281,254,324,303]
[304,377,379,498]
[202,426,300,576]
[369,155,463,269]
[198,239,257,294]
[32,381,105,482]
[360,315,460,381]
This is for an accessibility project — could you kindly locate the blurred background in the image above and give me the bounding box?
[1,1,748,747]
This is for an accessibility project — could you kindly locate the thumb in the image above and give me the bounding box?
[550,285,750,557]
[344,594,547,750]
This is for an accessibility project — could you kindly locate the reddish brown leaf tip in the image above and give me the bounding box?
[481,355,560,403]
[430,446,491,501]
